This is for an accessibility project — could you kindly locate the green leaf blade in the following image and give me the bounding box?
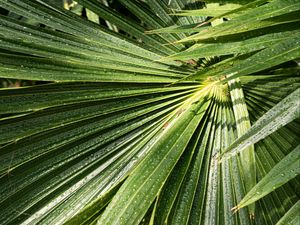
[235,144,300,210]
[221,88,300,160]
[98,98,211,225]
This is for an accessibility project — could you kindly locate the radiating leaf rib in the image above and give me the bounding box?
[166,53,255,85]
[162,30,300,61]
[221,88,300,160]
[75,0,179,55]
[0,110,165,192]
[0,89,195,143]
[168,103,214,225]
[0,56,183,83]
[225,103,251,225]
[149,15,300,36]
[203,104,222,225]
[153,125,199,224]
[0,51,188,81]
[0,16,185,72]
[0,0,177,59]
[239,75,300,223]
[187,104,219,225]
[0,95,186,174]
[246,139,289,223]
[153,116,205,224]
[233,144,300,211]
[175,0,269,28]
[177,0,300,43]
[98,97,211,225]
[255,139,299,219]
[228,78,256,217]
[220,35,300,83]
[0,0,299,224]
[63,182,122,225]
[0,109,171,224]
[117,0,184,45]
[0,83,198,114]
[226,72,300,223]
[167,0,203,26]
[276,200,300,225]
[24,118,166,225]
[146,0,184,30]
[221,103,250,225]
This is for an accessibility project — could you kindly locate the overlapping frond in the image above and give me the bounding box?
[0,0,299,224]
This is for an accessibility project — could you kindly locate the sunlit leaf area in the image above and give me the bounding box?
[0,0,299,224]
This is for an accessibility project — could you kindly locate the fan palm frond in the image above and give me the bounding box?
[0,0,299,224]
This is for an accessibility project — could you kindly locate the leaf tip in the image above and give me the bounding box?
[231,205,240,214]
[194,21,209,28]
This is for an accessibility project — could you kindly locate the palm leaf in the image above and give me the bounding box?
[221,88,300,161]
[232,144,300,211]
[0,1,299,225]
[276,200,300,225]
